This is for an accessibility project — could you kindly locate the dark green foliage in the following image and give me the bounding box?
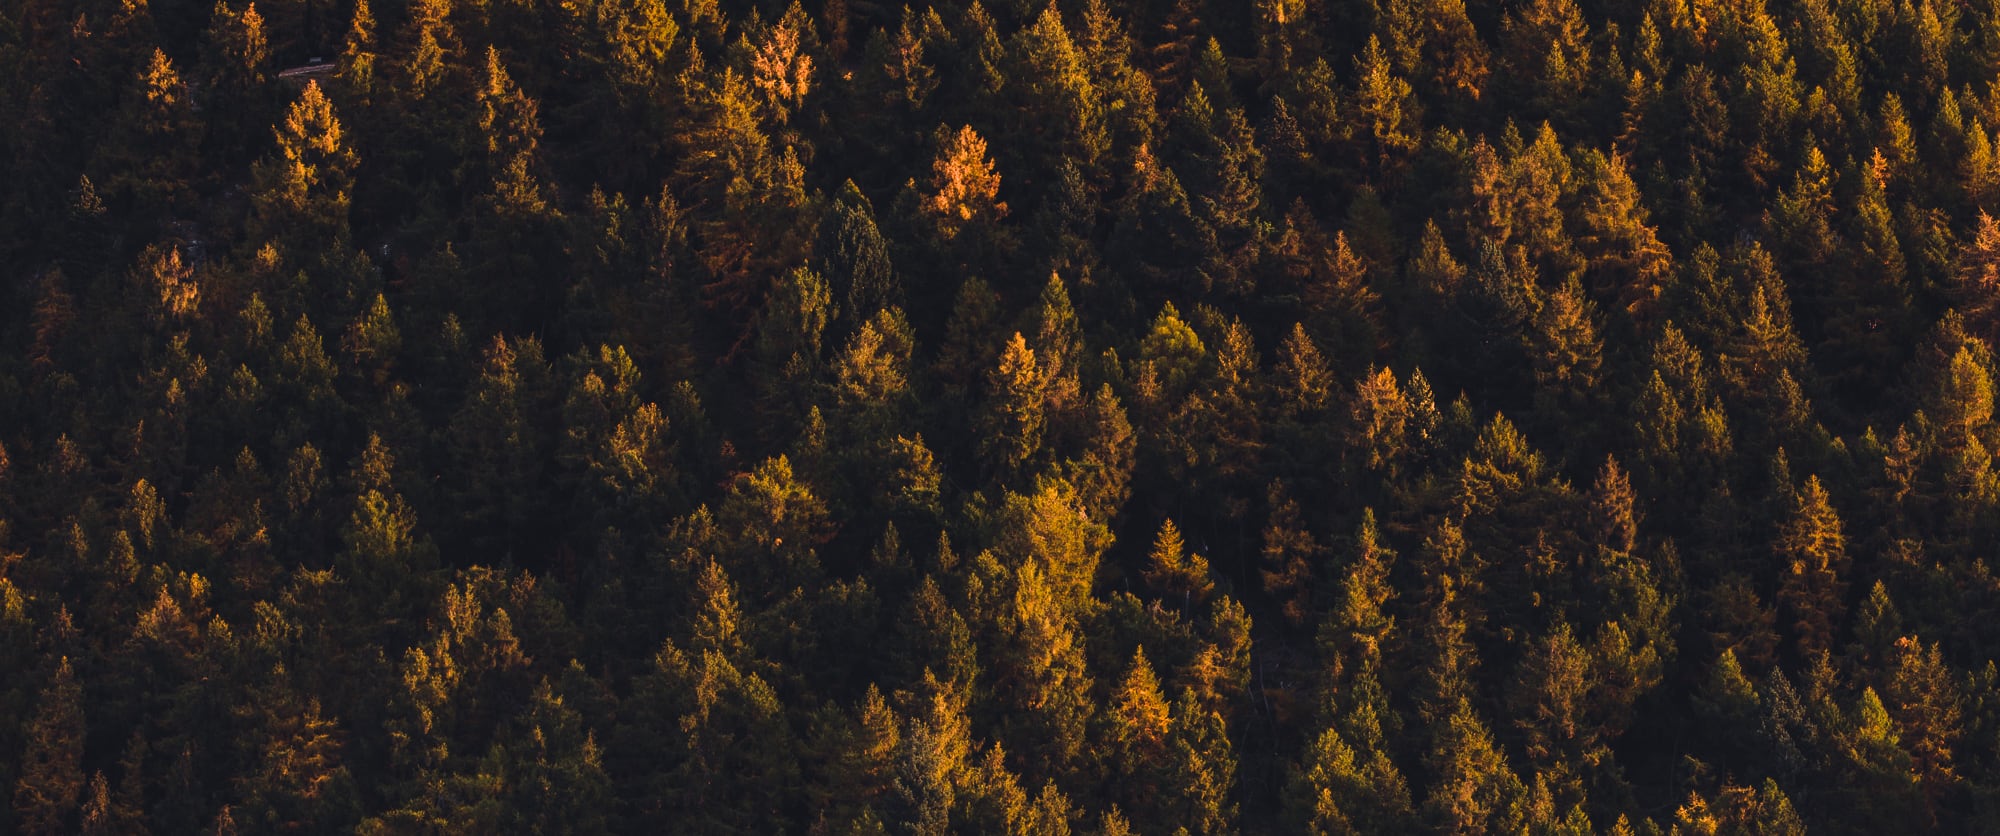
[9,1,2000,832]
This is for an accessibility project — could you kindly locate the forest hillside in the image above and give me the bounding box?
[4,0,2000,831]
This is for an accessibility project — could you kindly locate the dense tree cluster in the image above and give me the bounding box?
[9,0,2000,831]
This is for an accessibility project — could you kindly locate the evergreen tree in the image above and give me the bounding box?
[1775,476,1849,658]
[14,659,85,836]
[1143,518,1213,606]
[979,333,1048,483]
[921,125,1009,245]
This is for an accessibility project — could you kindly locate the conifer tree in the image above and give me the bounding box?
[1008,4,1107,181]
[748,2,816,126]
[1065,385,1136,523]
[1423,699,1526,834]
[445,336,554,557]
[336,0,377,100]
[14,658,84,836]
[1349,36,1419,176]
[1500,0,1589,98]
[1775,476,1849,657]
[248,82,365,308]
[1328,509,1396,672]
[1573,149,1672,322]
[979,333,1048,483]
[1143,518,1213,605]
[1260,480,1318,628]
[922,125,1009,244]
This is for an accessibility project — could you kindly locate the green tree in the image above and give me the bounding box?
[98,49,203,218]
[1774,476,1848,658]
[1499,0,1590,116]
[1143,518,1213,606]
[993,559,1095,779]
[1063,385,1136,524]
[336,0,378,101]
[481,679,612,833]
[1260,481,1320,628]
[1885,636,1964,797]
[1326,509,1397,674]
[617,643,801,832]
[1954,212,2000,344]
[14,658,84,836]
[1348,36,1420,175]
[1529,279,1606,426]
[1284,721,1415,834]
[1161,688,1237,835]
[1573,149,1673,323]
[990,479,1109,614]
[751,266,833,443]
[1422,699,1526,835]
[1007,4,1108,181]
[715,455,831,598]
[339,435,439,622]
[444,336,554,558]
[979,333,1049,484]
[818,184,899,319]
[234,671,361,830]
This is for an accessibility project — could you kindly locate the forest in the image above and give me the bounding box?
[7,0,2000,830]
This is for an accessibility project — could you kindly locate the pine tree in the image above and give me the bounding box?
[978,333,1048,484]
[1529,279,1606,425]
[14,658,85,836]
[485,678,612,833]
[1499,0,1590,117]
[991,479,1109,613]
[99,48,203,217]
[1349,366,1409,477]
[822,685,900,828]
[1573,148,1672,322]
[751,265,833,443]
[747,2,816,126]
[1349,36,1419,175]
[1030,273,1083,421]
[1065,385,1136,523]
[831,308,917,445]
[1278,207,1383,365]
[1284,721,1415,835]
[247,81,362,298]
[1273,323,1334,420]
[445,336,554,557]
[1376,0,1488,106]
[336,0,377,100]
[338,435,438,621]
[399,0,457,100]
[1143,518,1214,605]
[1106,145,1217,296]
[617,643,802,832]
[478,46,544,186]
[1885,636,1964,796]
[1422,698,1526,834]
[203,1,271,126]
[818,184,899,319]
[994,558,1095,777]
[1775,476,1849,658]
[922,125,1008,243]
[716,455,830,598]
[1260,480,1319,628]
[1505,622,1597,770]
[1162,688,1237,835]
[1008,4,1108,180]
[235,672,359,830]
[1327,509,1396,671]
[1954,212,2000,344]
